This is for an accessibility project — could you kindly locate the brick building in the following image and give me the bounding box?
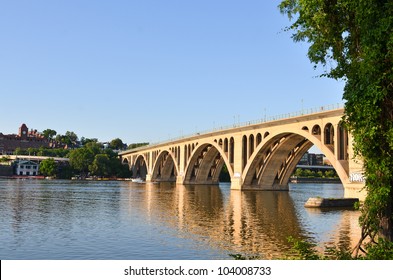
[0,124,62,155]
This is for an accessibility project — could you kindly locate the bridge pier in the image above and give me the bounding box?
[230,176,242,190]
[176,174,185,185]
[145,174,152,182]
[343,182,366,200]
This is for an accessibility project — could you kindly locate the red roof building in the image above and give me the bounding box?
[0,124,61,155]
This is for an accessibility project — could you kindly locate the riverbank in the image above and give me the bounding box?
[0,175,45,180]
[1,175,342,184]
[0,175,127,181]
[290,177,341,184]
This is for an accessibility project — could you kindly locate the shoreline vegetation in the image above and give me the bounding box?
[290,177,341,184]
[0,142,147,180]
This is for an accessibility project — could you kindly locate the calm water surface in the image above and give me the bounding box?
[0,179,360,259]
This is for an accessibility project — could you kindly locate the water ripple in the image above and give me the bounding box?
[0,180,360,259]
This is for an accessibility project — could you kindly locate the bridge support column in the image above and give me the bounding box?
[343,182,366,201]
[230,135,244,190]
[230,173,243,190]
[145,174,152,182]
[176,173,185,185]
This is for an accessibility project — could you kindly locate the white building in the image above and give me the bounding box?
[15,160,39,176]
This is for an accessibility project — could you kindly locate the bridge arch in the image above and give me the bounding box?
[132,154,148,180]
[242,127,349,190]
[183,141,233,185]
[151,150,179,182]
[119,108,365,199]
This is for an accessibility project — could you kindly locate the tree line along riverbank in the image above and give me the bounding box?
[0,142,137,179]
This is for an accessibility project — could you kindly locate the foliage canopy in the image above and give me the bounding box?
[39,158,57,177]
[279,0,393,255]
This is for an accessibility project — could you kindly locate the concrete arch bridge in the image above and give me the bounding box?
[119,108,365,199]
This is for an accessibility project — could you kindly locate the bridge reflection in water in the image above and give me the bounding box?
[122,182,361,259]
[0,180,361,259]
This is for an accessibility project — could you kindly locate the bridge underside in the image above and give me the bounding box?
[132,156,148,179]
[130,134,327,191]
[241,134,314,191]
[183,144,225,185]
[152,151,177,182]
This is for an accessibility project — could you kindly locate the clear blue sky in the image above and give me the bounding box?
[0,0,344,145]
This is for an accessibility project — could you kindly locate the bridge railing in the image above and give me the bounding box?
[129,103,344,151]
[220,103,344,130]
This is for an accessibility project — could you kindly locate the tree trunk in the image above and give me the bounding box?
[379,183,393,241]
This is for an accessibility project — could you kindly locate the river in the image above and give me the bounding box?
[0,179,360,260]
